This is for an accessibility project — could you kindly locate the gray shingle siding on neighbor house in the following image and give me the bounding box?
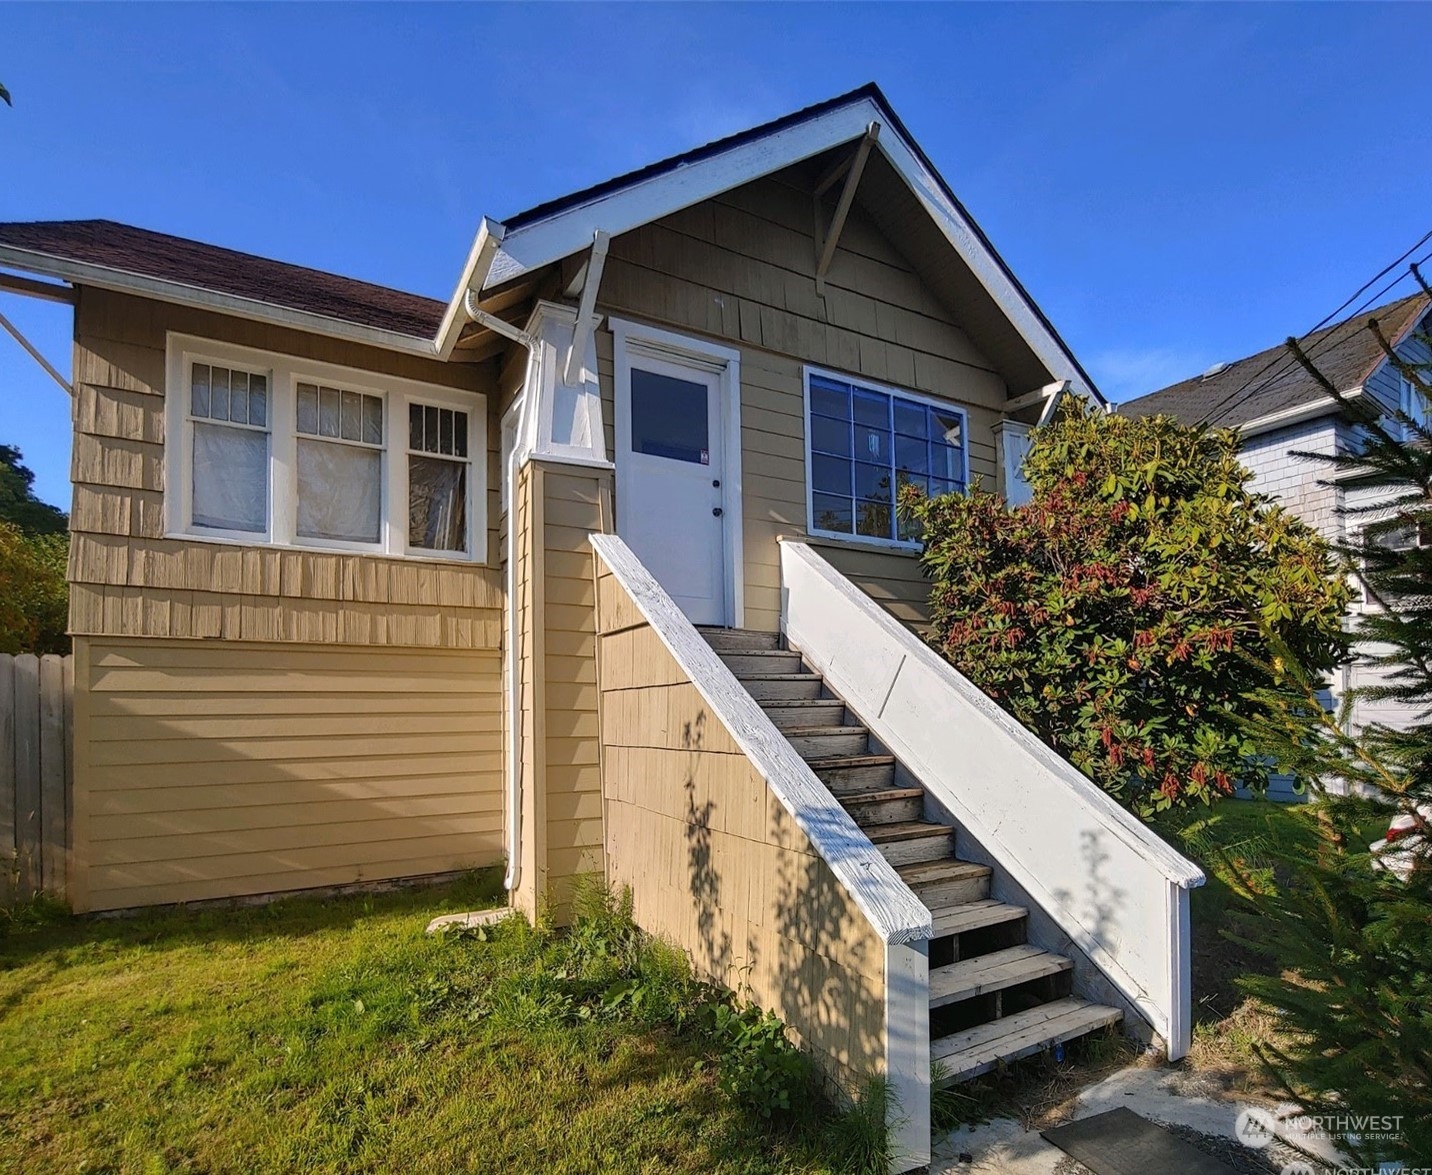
[1238,417,1345,543]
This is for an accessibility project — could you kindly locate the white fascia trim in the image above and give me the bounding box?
[589,532,932,946]
[434,218,507,361]
[483,96,1095,402]
[0,244,441,359]
[1239,385,1363,437]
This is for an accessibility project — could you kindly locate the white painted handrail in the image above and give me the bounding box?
[780,540,1205,1058]
[591,534,932,946]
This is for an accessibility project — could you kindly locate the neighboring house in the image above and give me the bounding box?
[0,85,1199,1168]
[1122,293,1432,753]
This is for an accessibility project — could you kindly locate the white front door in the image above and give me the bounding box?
[616,350,729,625]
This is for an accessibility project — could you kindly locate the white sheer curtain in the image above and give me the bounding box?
[192,422,267,532]
[296,439,381,543]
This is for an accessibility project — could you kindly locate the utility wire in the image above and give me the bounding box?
[1195,229,1432,425]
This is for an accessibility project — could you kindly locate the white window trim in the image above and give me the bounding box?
[165,333,488,564]
[609,317,744,628]
[802,365,971,552]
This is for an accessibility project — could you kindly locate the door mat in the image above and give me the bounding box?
[1041,1107,1240,1175]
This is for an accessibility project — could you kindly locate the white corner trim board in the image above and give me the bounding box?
[590,533,932,947]
[779,539,1204,1059]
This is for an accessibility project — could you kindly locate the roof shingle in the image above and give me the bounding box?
[1120,292,1430,428]
[0,219,445,339]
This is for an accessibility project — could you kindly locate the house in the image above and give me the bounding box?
[1121,292,1432,742]
[0,85,1200,1170]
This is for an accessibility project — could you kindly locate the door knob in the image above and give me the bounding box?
[712,479,721,488]
[712,507,723,517]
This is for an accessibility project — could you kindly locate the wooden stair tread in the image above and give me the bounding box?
[760,699,840,709]
[897,859,990,886]
[929,945,1071,1007]
[840,786,925,805]
[785,724,867,736]
[806,753,894,769]
[731,671,819,681]
[929,900,1027,938]
[931,998,1122,1082]
[866,820,954,843]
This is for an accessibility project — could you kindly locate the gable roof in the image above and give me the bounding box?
[0,218,445,352]
[446,83,1104,402]
[1121,292,1430,431]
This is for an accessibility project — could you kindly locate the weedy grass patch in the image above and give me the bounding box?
[0,872,888,1174]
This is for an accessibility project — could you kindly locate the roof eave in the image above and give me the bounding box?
[0,243,441,359]
[1238,385,1363,437]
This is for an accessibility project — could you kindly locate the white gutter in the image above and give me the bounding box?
[1237,385,1363,437]
[0,244,441,359]
[435,218,507,360]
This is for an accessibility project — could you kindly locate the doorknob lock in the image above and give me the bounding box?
[712,507,724,517]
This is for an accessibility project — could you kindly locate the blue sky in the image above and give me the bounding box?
[3,3,1431,510]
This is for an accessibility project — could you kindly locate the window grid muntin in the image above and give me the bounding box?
[807,371,967,544]
[189,362,270,432]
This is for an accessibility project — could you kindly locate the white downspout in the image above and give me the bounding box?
[455,247,542,899]
[501,371,537,896]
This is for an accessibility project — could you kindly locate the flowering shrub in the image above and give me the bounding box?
[899,400,1350,814]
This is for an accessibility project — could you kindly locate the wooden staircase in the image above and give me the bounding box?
[701,626,1123,1083]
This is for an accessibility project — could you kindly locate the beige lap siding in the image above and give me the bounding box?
[511,462,613,921]
[588,169,1002,632]
[595,563,886,1093]
[71,638,504,912]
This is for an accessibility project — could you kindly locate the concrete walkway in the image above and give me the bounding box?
[931,1064,1344,1174]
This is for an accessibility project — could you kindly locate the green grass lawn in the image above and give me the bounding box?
[0,873,867,1174]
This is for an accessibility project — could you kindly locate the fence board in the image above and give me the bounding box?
[40,655,67,892]
[12,655,41,895]
[1,653,73,901]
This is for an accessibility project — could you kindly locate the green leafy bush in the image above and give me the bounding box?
[899,400,1350,814]
[0,522,68,655]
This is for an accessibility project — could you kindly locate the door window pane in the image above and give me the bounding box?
[631,368,709,464]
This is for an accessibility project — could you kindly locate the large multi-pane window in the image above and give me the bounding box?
[805,370,967,545]
[171,337,485,562]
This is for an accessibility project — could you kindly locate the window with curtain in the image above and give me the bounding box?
[171,337,486,562]
[189,362,270,533]
[806,370,966,544]
[295,382,384,544]
[408,402,470,554]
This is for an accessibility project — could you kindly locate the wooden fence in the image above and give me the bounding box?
[0,653,73,902]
